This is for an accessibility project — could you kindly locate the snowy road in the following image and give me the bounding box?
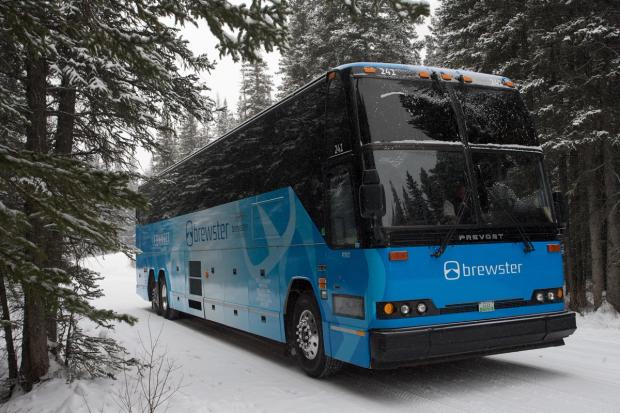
[6,253,620,412]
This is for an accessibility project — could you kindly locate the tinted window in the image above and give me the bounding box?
[357,78,459,143]
[327,166,358,247]
[271,82,325,225]
[138,81,327,228]
[325,78,352,156]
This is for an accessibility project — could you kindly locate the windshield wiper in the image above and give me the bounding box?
[484,187,535,253]
[431,192,470,258]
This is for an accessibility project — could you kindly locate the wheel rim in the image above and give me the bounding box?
[296,309,319,360]
[152,284,159,309]
[161,282,168,312]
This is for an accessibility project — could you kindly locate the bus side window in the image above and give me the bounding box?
[325,78,352,157]
[327,167,358,247]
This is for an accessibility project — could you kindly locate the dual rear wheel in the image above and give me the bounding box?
[151,274,178,320]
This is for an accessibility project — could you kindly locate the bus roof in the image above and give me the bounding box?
[333,62,515,89]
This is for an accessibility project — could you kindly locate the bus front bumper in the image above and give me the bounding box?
[369,311,576,369]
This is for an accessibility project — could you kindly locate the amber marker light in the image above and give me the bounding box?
[383,303,395,315]
[318,277,327,289]
[547,244,561,253]
[503,79,515,87]
[557,288,564,299]
[363,66,377,74]
[460,75,473,83]
[389,251,409,261]
[419,71,430,79]
[440,73,453,81]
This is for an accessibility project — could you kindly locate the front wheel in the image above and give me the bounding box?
[291,292,342,378]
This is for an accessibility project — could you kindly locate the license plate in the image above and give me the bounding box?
[478,301,495,312]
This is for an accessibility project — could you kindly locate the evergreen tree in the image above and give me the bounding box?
[0,0,428,391]
[0,0,288,391]
[151,108,179,174]
[214,97,236,138]
[428,0,620,311]
[177,115,202,158]
[389,182,406,225]
[278,0,425,96]
[237,59,274,122]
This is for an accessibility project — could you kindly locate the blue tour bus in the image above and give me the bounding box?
[136,63,576,377]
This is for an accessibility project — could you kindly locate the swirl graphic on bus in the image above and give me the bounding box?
[186,220,194,246]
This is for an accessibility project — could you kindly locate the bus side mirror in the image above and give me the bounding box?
[360,169,386,219]
[552,191,567,226]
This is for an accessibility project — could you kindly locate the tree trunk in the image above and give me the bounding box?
[585,144,605,308]
[567,149,587,310]
[47,75,77,356]
[0,270,18,392]
[53,75,77,154]
[605,142,620,311]
[20,56,50,391]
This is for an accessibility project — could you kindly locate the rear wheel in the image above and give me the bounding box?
[151,280,161,315]
[291,292,342,378]
[158,275,179,320]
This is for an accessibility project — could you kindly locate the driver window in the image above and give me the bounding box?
[327,166,358,247]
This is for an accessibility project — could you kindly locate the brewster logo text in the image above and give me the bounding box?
[443,260,523,280]
[186,220,229,247]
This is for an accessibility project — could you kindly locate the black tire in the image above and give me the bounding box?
[158,274,179,320]
[151,279,162,315]
[291,292,342,378]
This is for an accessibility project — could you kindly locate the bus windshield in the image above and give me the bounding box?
[369,148,553,229]
[357,77,536,146]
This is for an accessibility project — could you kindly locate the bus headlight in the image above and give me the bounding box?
[536,292,545,303]
[400,304,410,315]
[416,302,427,314]
[547,291,555,301]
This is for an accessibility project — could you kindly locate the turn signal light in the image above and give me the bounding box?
[363,66,377,74]
[318,277,327,289]
[460,75,473,83]
[383,303,395,315]
[503,79,515,88]
[547,244,561,253]
[389,251,409,261]
[419,71,430,79]
[557,288,564,299]
[440,73,453,81]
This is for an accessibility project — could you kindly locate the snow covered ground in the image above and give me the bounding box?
[4,252,620,413]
